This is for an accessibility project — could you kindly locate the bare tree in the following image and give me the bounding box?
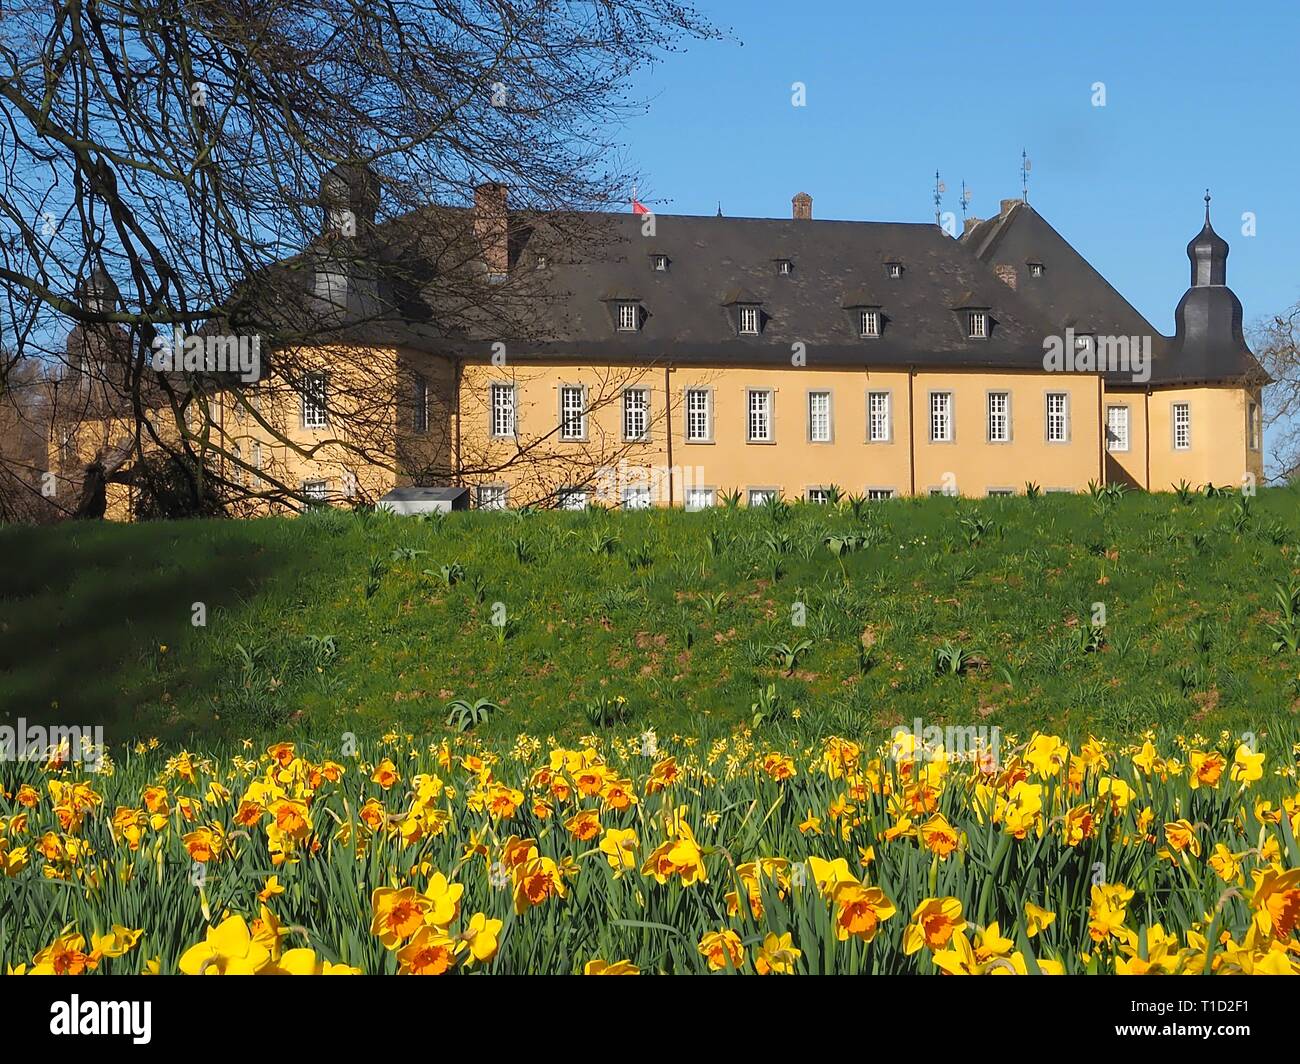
[0,0,716,518]
[1251,306,1300,483]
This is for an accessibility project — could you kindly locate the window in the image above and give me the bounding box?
[1249,401,1262,451]
[1028,262,1044,278]
[558,488,588,511]
[859,309,881,338]
[414,373,429,434]
[623,388,649,441]
[622,486,651,510]
[1173,402,1191,450]
[1074,334,1094,357]
[685,488,715,511]
[251,441,262,489]
[987,392,1010,443]
[535,254,549,270]
[967,311,988,339]
[478,485,508,510]
[868,391,891,442]
[929,392,953,442]
[685,389,711,442]
[807,487,832,504]
[867,488,895,501]
[301,373,328,429]
[776,259,793,276]
[988,488,1015,497]
[617,302,640,331]
[808,391,831,442]
[302,479,328,502]
[560,385,586,441]
[652,255,669,272]
[1106,405,1130,452]
[747,389,772,442]
[490,383,515,437]
[748,489,776,507]
[231,443,244,488]
[886,263,903,279]
[1046,392,1069,443]
[739,306,760,335]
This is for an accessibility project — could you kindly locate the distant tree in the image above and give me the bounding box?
[0,0,716,518]
[1251,307,1300,483]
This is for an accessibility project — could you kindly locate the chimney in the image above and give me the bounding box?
[474,182,510,276]
[1000,198,1020,219]
[993,263,1018,290]
[792,192,812,221]
[962,216,983,237]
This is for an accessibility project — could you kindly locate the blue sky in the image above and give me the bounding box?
[620,0,1300,335]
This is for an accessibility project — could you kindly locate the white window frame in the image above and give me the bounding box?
[490,383,516,438]
[776,259,793,276]
[560,385,587,441]
[1046,392,1070,443]
[685,388,712,443]
[477,485,508,510]
[1106,404,1130,453]
[866,488,895,501]
[859,309,881,338]
[748,488,777,507]
[1248,400,1262,451]
[622,485,652,510]
[302,478,328,502]
[301,373,328,429]
[738,305,761,335]
[617,302,640,332]
[987,391,1011,443]
[929,391,954,443]
[1028,262,1045,278]
[684,487,715,512]
[886,263,903,279]
[414,373,430,434]
[558,488,588,511]
[868,391,892,443]
[807,390,832,442]
[623,387,649,442]
[747,389,773,442]
[652,255,669,272]
[1173,402,1191,451]
[967,311,988,339]
[807,487,832,504]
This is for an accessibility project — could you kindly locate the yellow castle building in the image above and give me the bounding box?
[53,177,1267,517]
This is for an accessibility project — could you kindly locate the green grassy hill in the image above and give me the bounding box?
[3,486,1299,746]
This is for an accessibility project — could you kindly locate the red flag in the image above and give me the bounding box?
[632,199,649,215]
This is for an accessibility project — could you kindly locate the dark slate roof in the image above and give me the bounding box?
[425,211,1064,369]
[961,200,1265,386]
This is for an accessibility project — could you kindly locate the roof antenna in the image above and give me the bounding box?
[933,170,945,226]
[1021,149,1032,203]
[960,179,972,222]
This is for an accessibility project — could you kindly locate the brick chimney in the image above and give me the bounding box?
[962,216,983,236]
[474,182,509,276]
[792,192,812,220]
[1000,198,1020,219]
[993,263,1018,290]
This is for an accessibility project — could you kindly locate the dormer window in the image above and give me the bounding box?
[886,262,903,279]
[738,305,761,335]
[859,309,881,338]
[535,254,549,270]
[1028,262,1044,278]
[1074,334,1094,357]
[617,302,641,332]
[967,310,988,339]
[652,254,669,272]
[776,259,793,276]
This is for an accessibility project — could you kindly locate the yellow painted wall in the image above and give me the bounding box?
[61,346,1265,514]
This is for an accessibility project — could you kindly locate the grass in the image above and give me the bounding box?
[2,485,1300,745]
